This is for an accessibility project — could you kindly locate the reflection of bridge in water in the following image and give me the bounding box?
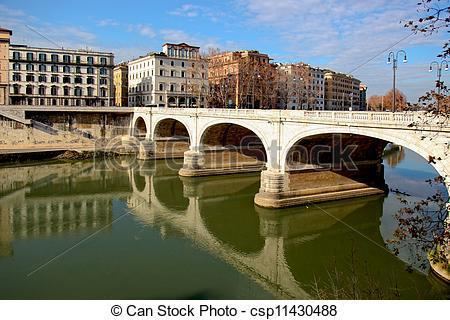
[127,160,441,299]
[0,159,444,298]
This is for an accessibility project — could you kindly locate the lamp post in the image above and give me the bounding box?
[387,50,407,112]
[429,60,449,112]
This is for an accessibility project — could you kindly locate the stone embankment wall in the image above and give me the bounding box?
[0,112,132,147]
[25,112,131,140]
[0,115,90,146]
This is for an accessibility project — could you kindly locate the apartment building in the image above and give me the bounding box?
[208,50,273,108]
[0,28,12,105]
[128,43,208,108]
[114,63,128,106]
[276,63,325,110]
[324,71,361,110]
[9,44,114,107]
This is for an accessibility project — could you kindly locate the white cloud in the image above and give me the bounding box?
[170,4,200,17]
[0,4,26,17]
[128,24,156,38]
[0,4,96,49]
[97,19,119,27]
[169,3,224,22]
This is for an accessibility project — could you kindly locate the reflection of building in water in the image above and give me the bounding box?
[383,145,405,168]
[0,162,121,257]
[0,206,12,256]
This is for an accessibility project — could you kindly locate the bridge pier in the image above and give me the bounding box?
[137,140,155,160]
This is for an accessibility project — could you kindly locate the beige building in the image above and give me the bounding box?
[9,44,114,107]
[0,28,12,106]
[324,71,361,110]
[114,63,128,106]
[128,43,208,108]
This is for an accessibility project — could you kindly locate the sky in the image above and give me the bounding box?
[0,0,447,102]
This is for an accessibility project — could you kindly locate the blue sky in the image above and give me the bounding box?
[0,0,447,101]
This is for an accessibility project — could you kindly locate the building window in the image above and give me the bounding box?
[51,75,59,83]
[74,76,82,84]
[100,57,107,65]
[76,56,81,64]
[12,73,21,81]
[63,66,71,73]
[26,85,33,95]
[87,67,94,74]
[63,55,71,63]
[170,84,174,92]
[26,64,34,71]
[38,53,47,62]
[181,85,185,92]
[76,66,81,73]
[159,83,164,91]
[38,85,46,95]
[51,65,58,72]
[38,75,47,82]
[100,68,107,75]
[87,77,94,84]
[87,87,94,97]
[159,95,163,101]
[13,84,20,94]
[26,74,34,82]
[87,56,94,65]
[13,52,20,60]
[63,76,71,84]
[181,71,185,78]
[170,61,174,66]
[64,87,70,96]
[74,87,82,96]
[39,64,46,72]
[13,63,20,71]
[171,70,175,77]
[100,88,107,97]
[181,61,185,67]
[26,52,34,61]
[100,78,107,85]
[51,54,58,62]
[159,60,163,66]
[160,69,164,76]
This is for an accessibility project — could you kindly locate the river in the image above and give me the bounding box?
[0,148,448,299]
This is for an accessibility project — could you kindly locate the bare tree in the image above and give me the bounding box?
[384,89,408,111]
[390,0,450,275]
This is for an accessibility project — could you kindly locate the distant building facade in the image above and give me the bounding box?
[324,71,361,110]
[0,28,12,105]
[208,50,272,108]
[128,43,208,108]
[114,63,128,106]
[9,44,114,107]
[359,83,367,111]
[275,63,325,110]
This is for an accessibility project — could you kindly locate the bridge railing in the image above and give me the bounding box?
[149,107,447,128]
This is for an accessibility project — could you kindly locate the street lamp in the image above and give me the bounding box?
[387,50,407,112]
[429,60,449,112]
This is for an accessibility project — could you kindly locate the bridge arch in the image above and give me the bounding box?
[281,126,449,185]
[152,116,193,144]
[132,116,149,140]
[198,119,270,162]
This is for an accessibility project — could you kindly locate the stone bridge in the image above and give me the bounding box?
[130,108,450,208]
